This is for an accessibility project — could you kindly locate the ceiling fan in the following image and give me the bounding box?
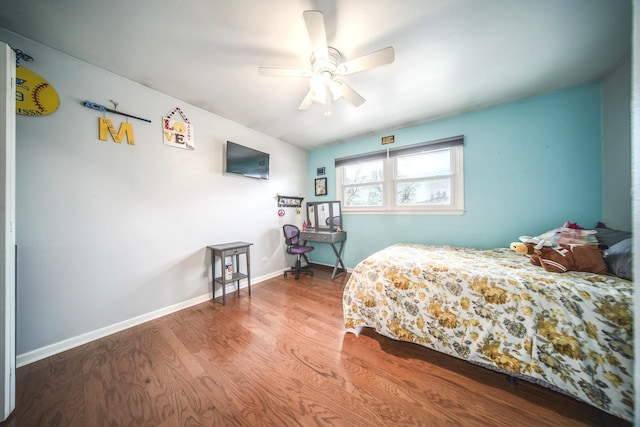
[258,10,395,115]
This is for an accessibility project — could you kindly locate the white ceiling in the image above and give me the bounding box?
[0,0,631,150]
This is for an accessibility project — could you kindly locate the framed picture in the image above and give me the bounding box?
[315,177,327,196]
[316,166,326,176]
[381,135,395,145]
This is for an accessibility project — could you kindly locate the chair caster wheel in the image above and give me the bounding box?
[310,271,314,276]
[284,272,288,278]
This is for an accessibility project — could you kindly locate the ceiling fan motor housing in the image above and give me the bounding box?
[311,47,344,76]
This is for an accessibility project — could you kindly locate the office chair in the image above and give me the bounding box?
[283,224,314,279]
[325,216,341,228]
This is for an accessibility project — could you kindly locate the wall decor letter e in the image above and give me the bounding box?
[99,117,135,145]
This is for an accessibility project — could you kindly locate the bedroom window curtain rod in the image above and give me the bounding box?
[334,135,464,167]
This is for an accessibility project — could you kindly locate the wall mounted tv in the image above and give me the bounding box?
[225,141,270,180]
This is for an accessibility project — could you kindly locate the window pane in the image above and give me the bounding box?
[337,141,463,213]
[397,179,451,205]
[344,185,383,206]
[343,160,383,184]
[396,150,450,179]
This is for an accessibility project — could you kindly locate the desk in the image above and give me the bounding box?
[300,231,347,279]
[207,242,252,305]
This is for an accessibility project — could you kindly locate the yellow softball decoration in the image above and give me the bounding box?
[15,66,60,116]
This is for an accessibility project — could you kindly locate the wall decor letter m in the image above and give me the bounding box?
[99,117,135,145]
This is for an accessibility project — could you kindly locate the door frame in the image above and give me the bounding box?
[0,42,16,421]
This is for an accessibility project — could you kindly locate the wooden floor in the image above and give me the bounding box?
[1,265,632,427]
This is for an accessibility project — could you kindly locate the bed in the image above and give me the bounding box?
[342,243,633,421]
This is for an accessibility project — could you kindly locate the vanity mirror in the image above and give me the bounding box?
[306,201,342,231]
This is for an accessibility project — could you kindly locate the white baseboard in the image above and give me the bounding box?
[16,270,285,367]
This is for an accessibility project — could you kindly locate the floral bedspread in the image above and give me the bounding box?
[343,243,633,421]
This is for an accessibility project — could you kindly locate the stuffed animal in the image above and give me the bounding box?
[518,235,553,250]
[510,242,542,266]
[532,244,608,274]
[509,241,535,255]
[510,242,546,266]
[511,234,607,274]
[511,221,609,274]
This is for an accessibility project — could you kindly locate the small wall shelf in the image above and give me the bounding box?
[277,195,303,208]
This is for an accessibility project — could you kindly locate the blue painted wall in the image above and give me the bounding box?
[307,83,603,267]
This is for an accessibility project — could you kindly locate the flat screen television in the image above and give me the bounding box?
[225,141,270,180]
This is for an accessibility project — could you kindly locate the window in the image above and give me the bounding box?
[336,136,464,214]
[342,158,384,207]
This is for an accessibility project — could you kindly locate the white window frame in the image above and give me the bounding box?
[336,136,465,215]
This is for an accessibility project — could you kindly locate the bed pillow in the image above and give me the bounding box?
[536,226,598,246]
[594,222,632,248]
[604,238,633,280]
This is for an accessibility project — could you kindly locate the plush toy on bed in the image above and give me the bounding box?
[510,236,547,266]
[510,236,552,260]
[510,231,608,274]
[530,244,608,274]
[510,241,535,255]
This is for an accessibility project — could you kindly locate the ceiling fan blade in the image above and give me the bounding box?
[303,10,328,62]
[339,81,365,107]
[338,46,395,75]
[258,67,311,78]
[298,90,315,110]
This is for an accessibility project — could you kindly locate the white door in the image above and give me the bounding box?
[0,42,16,421]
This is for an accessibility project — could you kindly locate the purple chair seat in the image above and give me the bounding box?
[283,224,314,279]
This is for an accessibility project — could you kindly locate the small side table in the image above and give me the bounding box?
[207,242,253,305]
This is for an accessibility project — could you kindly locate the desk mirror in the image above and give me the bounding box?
[307,201,341,231]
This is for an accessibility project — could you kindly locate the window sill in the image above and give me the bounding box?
[343,207,465,215]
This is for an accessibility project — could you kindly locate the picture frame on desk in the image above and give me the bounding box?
[315,177,327,196]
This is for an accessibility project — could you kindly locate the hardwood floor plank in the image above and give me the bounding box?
[13,347,87,427]
[82,333,162,426]
[0,266,631,426]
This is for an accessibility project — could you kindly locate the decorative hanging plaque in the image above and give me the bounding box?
[162,107,194,150]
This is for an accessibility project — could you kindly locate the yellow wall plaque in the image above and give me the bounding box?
[99,118,135,145]
[16,66,60,116]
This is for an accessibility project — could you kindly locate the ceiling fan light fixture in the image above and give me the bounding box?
[258,11,395,113]
[310,74,328,102]
[329,80,343,100]
[309,80,333,115]
[309,71,339,107]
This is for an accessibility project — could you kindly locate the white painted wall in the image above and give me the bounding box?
[602,55,632,231]
[0,29,310,361]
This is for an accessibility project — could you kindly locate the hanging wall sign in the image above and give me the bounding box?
[162,107,194,150]
[98,118,135,145]
[81,100,150,146]
[16,66,60,116]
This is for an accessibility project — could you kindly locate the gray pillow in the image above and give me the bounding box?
[594,223,632,248]
[604,238,632,280]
